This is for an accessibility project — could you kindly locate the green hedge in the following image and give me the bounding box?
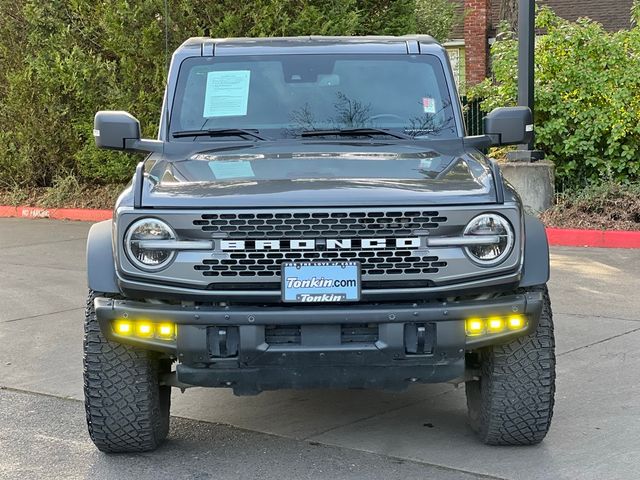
[471,6,640,190]
[0,0,457,187]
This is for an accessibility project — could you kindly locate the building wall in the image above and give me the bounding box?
[464,0,491,86]
[460,0,634,87]
[445,44,466,93]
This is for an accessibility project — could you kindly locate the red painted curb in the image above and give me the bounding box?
[545,228,640,249]
[1,205,639,248]
[0,205,112,222]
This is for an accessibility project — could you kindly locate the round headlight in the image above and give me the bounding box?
[125,218,176,270]
[463,213,514,266]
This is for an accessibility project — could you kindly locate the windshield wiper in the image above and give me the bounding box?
[300,128,413,140]
[172,128,266,141]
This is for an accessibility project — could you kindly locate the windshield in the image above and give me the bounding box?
[169,54,458,139]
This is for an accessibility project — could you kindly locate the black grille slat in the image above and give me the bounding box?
[264,324,378,345]
[341,324,379,343]
[194,210,446,239]
[205,280,435,290]
[195,249,447,277]
[265,325,301,344]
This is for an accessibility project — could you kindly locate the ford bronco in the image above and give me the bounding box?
[85,35,555,452]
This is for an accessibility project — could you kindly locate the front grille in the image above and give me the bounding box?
[120,206,520,295]
[190,208,449,283]
[195,250,447,278]
[193,210,447,238]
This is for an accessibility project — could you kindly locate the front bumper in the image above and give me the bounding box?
[94,291,543,395]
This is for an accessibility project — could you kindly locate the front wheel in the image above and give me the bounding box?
[465,285,556,445]
[83,290,171,453]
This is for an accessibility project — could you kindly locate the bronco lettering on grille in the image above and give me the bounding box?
[218,237,421,251]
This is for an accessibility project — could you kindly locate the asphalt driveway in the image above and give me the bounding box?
[1,218,639,480]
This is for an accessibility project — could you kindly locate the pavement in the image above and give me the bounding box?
[0,217,639,480]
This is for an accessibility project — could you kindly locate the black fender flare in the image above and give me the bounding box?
[519,214,550,287]
[86,220,120,294]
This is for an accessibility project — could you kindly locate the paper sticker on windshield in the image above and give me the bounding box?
[203,71,250,117]
[422,97,436,114]
[209,161,255,180]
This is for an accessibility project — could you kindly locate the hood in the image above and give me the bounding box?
[140,139,497,208]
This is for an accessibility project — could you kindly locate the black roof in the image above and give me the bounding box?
[177,35,444,56]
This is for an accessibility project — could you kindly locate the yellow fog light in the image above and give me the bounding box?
[487,317,505,333]
[136,322,154,338]
[466,318,485,336]
[113,320,133,335]
[156,323,175,340]
[508,315,526,330]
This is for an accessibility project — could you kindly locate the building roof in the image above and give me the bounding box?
[537,0,633,32]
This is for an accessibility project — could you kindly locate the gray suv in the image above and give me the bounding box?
[85,35,555,453]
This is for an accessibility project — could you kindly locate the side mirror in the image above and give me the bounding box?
[93,111,162,153]
[484,107,533,146]
[93,111,141,150]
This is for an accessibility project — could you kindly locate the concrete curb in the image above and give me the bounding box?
[1,205,639,249]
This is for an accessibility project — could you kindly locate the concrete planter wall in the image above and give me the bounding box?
[498,160,555,214]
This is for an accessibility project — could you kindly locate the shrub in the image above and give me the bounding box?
[415,0,460,42]
[0,1,459,188]
[471,6,640,190]
[541,181,640,230]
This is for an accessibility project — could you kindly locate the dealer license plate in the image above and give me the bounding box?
[282,262,361,303]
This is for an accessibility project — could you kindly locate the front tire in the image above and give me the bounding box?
[83,290,171,453]
[465,285,555,445]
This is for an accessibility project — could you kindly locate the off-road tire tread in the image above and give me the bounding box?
[466,285,555,445]
[83,290,170,453]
